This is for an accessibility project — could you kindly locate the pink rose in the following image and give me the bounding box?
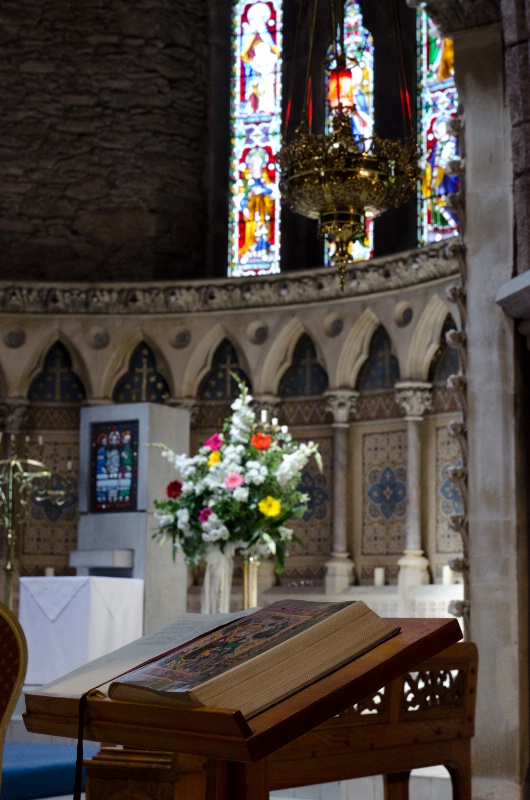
[199,507,212,523]
[204,432,223,451]
[224,472,244,489]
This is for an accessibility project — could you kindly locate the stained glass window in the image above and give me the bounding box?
[28,342,86,403]
[198,340,250,400]
[279,334,328,397]
[417,13,459,243]
[357,326,400,391]
[325,0,374,264]
[228,0,283,278]
[113,343,170,404]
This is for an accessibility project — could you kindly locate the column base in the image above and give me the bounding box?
[325,553,354,595]
[397,550,430,615]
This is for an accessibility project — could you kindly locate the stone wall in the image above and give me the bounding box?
[0,0,207,282]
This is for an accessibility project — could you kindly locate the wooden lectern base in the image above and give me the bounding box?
[83,640,477,800]
[24,618,464,800]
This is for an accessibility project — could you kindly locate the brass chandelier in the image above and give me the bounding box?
[278,0,419,289]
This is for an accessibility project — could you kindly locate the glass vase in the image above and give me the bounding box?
[243,554,261,609]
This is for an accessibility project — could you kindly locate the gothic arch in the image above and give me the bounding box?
[406,294,453,380]
[335,308,380,387]
[260,319,330,396]
[259,318,305,394]
[106,334,174,401]
[22,331,91,400]
[182,324,251,398]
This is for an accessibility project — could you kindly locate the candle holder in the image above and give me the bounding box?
[0,438,75,610]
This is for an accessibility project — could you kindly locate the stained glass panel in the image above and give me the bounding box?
[326,0,374,264]
[417,13,459,243]
[228,0,283,277]
[279,334,329,397]
[113,343,170,404]
[28,342,86,403]
[357,326,400,391]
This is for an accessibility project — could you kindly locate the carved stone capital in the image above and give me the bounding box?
[0,403,28,434]
[325,390,360,425]
[395,382,433,420]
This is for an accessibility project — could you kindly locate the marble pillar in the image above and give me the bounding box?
[395,382,432,606]
[324,390,359,594]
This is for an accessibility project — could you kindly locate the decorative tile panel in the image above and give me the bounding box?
[435,423,464,553]
[362,429,407,555]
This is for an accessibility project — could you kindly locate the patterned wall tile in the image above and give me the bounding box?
[361,429,407,555]
[435,423,464,553]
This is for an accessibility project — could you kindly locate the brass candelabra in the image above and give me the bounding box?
[0,437,74,610]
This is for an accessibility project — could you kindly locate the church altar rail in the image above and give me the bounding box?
[81,640,476,800]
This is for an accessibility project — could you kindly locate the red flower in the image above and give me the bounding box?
[166,480,183,499]
[251,432,273,451]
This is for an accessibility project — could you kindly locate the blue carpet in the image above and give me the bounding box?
[1,743,99,800]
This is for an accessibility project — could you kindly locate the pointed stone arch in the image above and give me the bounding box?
[27,341,86,403]
[182,324,251,398]
[112,341,171,404]
[259,317,305,394]
[278,333,329,397]
[23,332,90,400]
[406,294,453,380]
[336,308,380,387]
[102,331,174,401]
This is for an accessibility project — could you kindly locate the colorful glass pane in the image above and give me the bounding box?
[228,0,283,278]
[326,0,374,264]
[417,12,459,243]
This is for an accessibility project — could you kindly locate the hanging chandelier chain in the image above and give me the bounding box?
[391,0,414,137]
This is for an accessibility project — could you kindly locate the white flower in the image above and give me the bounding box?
[154,511,174,527]
[278,525,293,541]
[244,460,268,485]
[201,511,230,542]
[276,443,315,486]
[233,486,249,502]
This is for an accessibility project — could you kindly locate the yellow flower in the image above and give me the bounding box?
[208,450,221,468]
[258,496,281,517]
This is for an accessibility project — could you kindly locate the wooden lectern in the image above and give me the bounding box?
[24,617,462,800]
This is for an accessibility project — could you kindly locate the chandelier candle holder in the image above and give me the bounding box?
[0,433,74,610]
[278,0,419,289]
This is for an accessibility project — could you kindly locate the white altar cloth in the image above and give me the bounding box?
[19,576,144,685]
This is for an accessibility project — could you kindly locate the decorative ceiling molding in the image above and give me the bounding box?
[407,0,500,36]
[0,242,459,317]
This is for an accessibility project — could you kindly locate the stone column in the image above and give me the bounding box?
[395,382,432,603]
[324,390,360,594]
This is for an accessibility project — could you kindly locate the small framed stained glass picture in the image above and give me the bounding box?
[89,420,139,513]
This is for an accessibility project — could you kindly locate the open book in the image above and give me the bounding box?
[107,599,399,718]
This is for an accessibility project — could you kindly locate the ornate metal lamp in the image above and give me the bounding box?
[278,0,419,289]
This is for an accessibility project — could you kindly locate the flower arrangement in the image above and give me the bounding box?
[153,381,321,573]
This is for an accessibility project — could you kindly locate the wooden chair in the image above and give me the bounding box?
[0,602,28,793]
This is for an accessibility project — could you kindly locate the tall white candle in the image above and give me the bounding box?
[260,409,267,423]
[374,567,385,587]
[442,565,454,585]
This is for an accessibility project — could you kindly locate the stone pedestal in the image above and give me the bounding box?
[72,402,190,633]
